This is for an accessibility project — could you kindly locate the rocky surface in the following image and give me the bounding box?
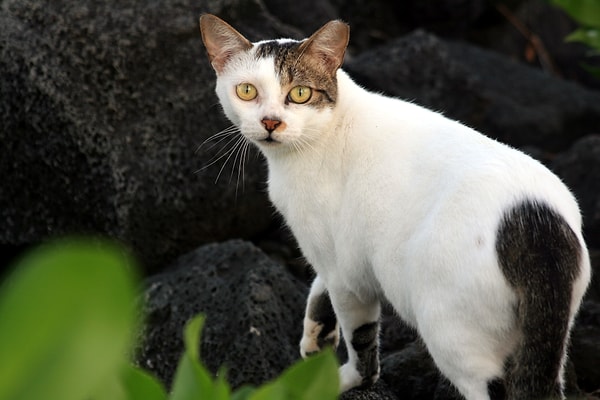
[138,240,308,387]
[344,31,600,152]
[0,0,278,272]
[552,135,600,249]
[2,0,599,397]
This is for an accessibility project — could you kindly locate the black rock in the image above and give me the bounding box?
[570,301,600,394]
[137,239,308,388]
[0,0,290,272]
[344,31,600,152]
[340,380,399,400]
[552,135,600,249]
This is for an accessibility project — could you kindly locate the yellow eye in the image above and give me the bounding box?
[288,86,312,104]
[236,83,258,101]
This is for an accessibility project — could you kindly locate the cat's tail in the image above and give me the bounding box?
[495,200,589,399]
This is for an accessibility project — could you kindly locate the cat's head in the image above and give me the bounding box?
[199,14,349,154]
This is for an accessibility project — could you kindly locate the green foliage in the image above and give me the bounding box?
[248,349,339,400]
[551,0,600,76]
[0,239,141,400]
[0,239,340,400]
[551,0,600,29]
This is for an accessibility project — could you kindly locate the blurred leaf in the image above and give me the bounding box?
[566,27,600,50]
[551,0,600,28]
[249,350,339,400]
[248,382,287,400]
[231,386,257,400]
[119,365,168,400]
[214,367,232,400]
[170,315,219,400]
[277,349,339,400]
[0,239,138,400]
[582,62,600,77]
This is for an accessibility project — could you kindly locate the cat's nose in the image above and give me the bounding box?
[261,117,282,133]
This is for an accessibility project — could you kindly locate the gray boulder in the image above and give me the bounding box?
[552,135,600,249]
[137,239,308,387]
[0,0,291,272]
[570,301,600,393]
[344,31,600,152]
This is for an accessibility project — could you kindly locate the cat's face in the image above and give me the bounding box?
[200,15,349,154]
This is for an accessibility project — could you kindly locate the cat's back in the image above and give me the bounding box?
[335,70,581,231]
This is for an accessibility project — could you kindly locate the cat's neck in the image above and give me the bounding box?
[263,70,365,216]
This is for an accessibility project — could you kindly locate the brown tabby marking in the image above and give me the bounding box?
[254,40,338,109]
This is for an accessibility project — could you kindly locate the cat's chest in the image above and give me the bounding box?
[267,166,343,270]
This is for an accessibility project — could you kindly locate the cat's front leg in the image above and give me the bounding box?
[300,275,340,358]
[328,287,381,392]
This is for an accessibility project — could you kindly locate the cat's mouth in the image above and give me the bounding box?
[258,135,281,145]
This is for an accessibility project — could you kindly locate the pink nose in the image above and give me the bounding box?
[261,118,281,133]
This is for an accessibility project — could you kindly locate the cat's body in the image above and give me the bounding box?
[200,15,591,400]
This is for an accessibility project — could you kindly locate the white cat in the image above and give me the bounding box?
[199,14,591,400]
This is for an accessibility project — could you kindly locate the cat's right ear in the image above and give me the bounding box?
[199,14,253,74]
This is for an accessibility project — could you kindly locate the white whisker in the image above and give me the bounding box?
[194,133,242,174]
[215,135,246,184]
[195,125,239,154]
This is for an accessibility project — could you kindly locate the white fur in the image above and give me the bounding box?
[215,53,591,398]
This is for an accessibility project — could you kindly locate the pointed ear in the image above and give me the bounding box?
[298,20,350,76]
[199,14,253,74]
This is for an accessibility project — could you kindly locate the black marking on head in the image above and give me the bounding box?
[307,290,338,348]
[351,321,380,387]
[253,40,338,107]
[495,199,582,399]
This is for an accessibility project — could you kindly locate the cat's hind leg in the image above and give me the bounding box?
[420,324,499,400]
[300,275,340,358]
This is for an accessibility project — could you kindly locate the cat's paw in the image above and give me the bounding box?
[339,363,363,392]
[338,362,380,393]
[299,317,339,358]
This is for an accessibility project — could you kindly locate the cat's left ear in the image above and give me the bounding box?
[199,14,253,74]
[299,20,350,76]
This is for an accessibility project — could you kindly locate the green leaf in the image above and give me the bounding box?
[249,350,339,400]
[183,314,204,359]
[213,367,232,400]
[551,0,600,28]
[231,386,257,400]
[120,365,168,400]
[278,350,339,400]
[566,27,600,50]
[0,238,139,400]
[248,382,287,400]
[170,315,220,400]
[581,62,600,77]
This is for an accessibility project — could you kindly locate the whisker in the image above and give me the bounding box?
[195,125,239,154]
[194,133,241,174]
[234,139,251,196]
[229,136,246,184]
[215,136,246,184]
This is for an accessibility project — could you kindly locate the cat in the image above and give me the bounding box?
[199,14,591,400]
